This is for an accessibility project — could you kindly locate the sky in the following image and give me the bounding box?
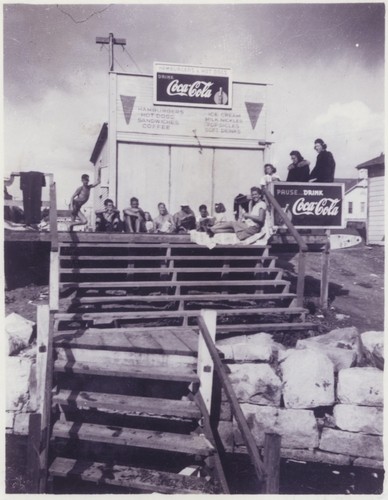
[2,1,385,208]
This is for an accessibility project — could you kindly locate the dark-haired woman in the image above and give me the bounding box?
[309,138,336,182]
[286,151,310,182]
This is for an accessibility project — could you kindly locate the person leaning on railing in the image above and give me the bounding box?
[309,138,336,182]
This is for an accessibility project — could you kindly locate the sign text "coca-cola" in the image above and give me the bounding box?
[166,79,214,99]
[292,197,340,216]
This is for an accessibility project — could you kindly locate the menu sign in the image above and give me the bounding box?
[271,182,345,229]
[154,62,232,108]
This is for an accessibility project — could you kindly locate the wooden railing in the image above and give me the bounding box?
[197,310,268,488]
[262,186,307,307]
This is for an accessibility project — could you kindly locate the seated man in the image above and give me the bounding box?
[154,202,176,233]
[173,203,196,233]
[208,186,266,240]
[123,196,146,233]
[196,204,215,232]
[96,198,121,232]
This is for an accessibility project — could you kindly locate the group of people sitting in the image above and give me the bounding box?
[95,198,232,235]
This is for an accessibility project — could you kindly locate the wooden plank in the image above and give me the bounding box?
[296,250,306,308]
[263,433,281,494]
[71,292,295,304]
[54,328,197,356]
[49,457,216,494]
[52,421,214,455]
[60,279,288,288]
[53,390,202,419]
[27,413,41,493]
[320,230,330,309]
[36,305,50,416]
[49,251,59,311]
[54,307,306,321]
[59,255,277,261]
[54,360,199,383]
[197,310,216,414]
[59,267,281,274]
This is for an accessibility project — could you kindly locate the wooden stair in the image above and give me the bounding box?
[44,235,315,493]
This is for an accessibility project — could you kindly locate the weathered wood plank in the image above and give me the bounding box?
[52,421,214,455]
[60,279,288,289]
[53,390,201,419]
[59,267,281,274]
[49,457,216,494]
[54,360,199,383]
[59,255,277,261]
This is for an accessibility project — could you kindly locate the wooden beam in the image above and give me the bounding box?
[296,249,307,308]
[263,433,281,494]
[320,229,331,309]
[197,310,216,414]
[27,413,42,493]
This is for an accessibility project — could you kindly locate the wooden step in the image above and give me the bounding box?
[52,421,214,455]
[59,267,281,275]
[60,241,270,249]
[60,279,289,289]
[53,390,202,419]
[68,292,296,305]
[216,321,316,333]
[49,457,217,493]
[54,360,199,383]
[54,328,198,355]
[60,254,277,262]
[54,307,306,322]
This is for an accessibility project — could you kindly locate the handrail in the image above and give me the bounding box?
[262,186,307,307]
[197,314,266,482]
[262,186,308,252]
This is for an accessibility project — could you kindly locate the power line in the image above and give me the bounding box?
[56,5,110,24]
[101,44,126,73]
[122,46,143,73]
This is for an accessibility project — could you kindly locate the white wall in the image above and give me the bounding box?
[344,184,367,222]
[368,177,384,245]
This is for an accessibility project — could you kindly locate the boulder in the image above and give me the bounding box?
[14,412,30,435]
[360,331,384,369]
[6,357,33,411]
[276,409,319,449]
[234,405,278,446]
[217,332,285,362]
[281,448,351,466]
[6,412,15,432]
[280,349,335,408]
[319,428,383,460]
[337,367,383,406]
[234,405,319,449]
[228,363,282,406]
[333,404,383,435]
[6,313,34,355]
[217,421,234,452]
[296,327,361,371]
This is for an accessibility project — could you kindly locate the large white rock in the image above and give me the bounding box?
[234,405,319,449]
[280,349,335,408]
[275,409,319,449]
[333,404,383,435]
[6,357,33,411]
[296,327,361,371]
[228,363,282,405]
[14,412,30,435]
[6,313,34,355]
[361,331,384,368]
[320,428,383,460]
[217,332,285,362]
[337,367,383,406]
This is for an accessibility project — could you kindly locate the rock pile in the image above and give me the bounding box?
[217,327,384,469]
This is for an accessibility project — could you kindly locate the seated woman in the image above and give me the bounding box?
[144,211,155,233]
[207,187,266,241]
[286,150,310,182]
[173,203,196,233]
[196,204,215,232]
[95,198,121,232]
[214,202,227,222]
[123,197,146,233]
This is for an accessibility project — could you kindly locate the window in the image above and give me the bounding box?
[361,202,366,213]
[348,201,353,214]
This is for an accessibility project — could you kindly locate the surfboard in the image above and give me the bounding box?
[330,233,362,249]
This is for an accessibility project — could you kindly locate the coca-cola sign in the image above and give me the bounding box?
[271,182,345,229]
[154,62,232,108]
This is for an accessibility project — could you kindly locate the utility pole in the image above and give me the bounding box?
[96,32,126,71]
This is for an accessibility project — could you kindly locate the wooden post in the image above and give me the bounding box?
[320,230,331,309]
[197,310,216,414]
[27,413,42,493]
[263,433,281,494]
[49,251,59,311]
[36,305,50,416]
[296,250,306,308]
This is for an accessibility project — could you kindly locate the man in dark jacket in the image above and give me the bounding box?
[309,138,336,182]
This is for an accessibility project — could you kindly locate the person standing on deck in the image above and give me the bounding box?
[286,151,310,182]
[69,167,103,228]
[309,138,336,182]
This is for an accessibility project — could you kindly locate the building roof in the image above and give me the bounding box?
[90,122,108,165]
[335,178,359,193]
[356,153,385,170]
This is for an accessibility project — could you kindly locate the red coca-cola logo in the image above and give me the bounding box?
[166,79,214,98]
[292,197,340,216]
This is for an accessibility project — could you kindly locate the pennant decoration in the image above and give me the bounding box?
[120,95,136,125]
[245,102,263,130]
